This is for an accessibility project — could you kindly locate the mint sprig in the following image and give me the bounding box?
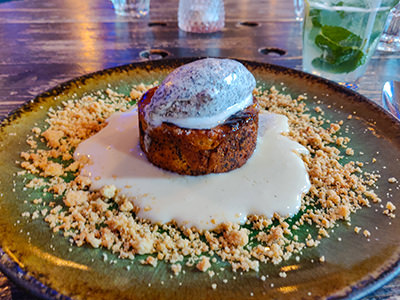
[311,25,366,74]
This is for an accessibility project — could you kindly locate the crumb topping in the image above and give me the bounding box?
[16,83,393,276]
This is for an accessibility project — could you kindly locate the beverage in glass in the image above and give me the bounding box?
[302,0,398,84]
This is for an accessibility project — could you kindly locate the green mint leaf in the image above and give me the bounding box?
[320,25,363,47]
[309,9,322,27]
[334,1,347,18]
[312,25,366,74]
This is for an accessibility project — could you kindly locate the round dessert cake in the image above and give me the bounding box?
[137,58,259,175]
[138,87,259,175]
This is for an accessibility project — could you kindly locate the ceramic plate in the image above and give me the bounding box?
[1,58,400,300]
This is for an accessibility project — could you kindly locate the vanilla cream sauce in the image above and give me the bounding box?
[75,108,311,230]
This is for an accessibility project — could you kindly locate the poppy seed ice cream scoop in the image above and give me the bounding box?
[144,58,256,129]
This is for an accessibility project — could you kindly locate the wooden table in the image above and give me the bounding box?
[0,0,399,298]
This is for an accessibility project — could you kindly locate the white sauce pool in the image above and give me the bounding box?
[75,108,311,230]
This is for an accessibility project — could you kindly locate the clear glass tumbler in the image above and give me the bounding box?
[178,0,225,33]
[111,0,150,17]
[377,3,400,52]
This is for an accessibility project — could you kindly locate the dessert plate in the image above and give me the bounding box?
[0,58,400,300]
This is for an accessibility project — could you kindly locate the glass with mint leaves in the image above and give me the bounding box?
[302,0,398,88]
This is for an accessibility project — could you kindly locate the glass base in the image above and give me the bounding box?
[338,82,359,91]
[293,0,304,22]
[304,67,362,90]
[377,35,400,52]
[295,16,304,22]
[111,0,150,18]
[115,9,149,17]
[178,22,224,33]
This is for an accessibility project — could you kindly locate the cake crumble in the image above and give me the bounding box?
[16,83,393,276]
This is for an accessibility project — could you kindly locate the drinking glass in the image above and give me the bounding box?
[377,2,400,52]
[302,0,398,88]
[178,0,225,33]
[111,0,150,17]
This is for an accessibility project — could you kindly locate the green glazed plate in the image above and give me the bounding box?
[0,58,400,300]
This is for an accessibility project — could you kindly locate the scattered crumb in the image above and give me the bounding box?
[16,84,389,276]
[279,272,287,278]
[383,201,396,218]
[345,148,354,156]
[386,201,396,211]
[196,256,211,272]
[363,230,371,238]
[141,256,158,267]
[171,264,182,276]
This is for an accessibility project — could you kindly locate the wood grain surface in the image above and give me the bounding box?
[0,0,400,299]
